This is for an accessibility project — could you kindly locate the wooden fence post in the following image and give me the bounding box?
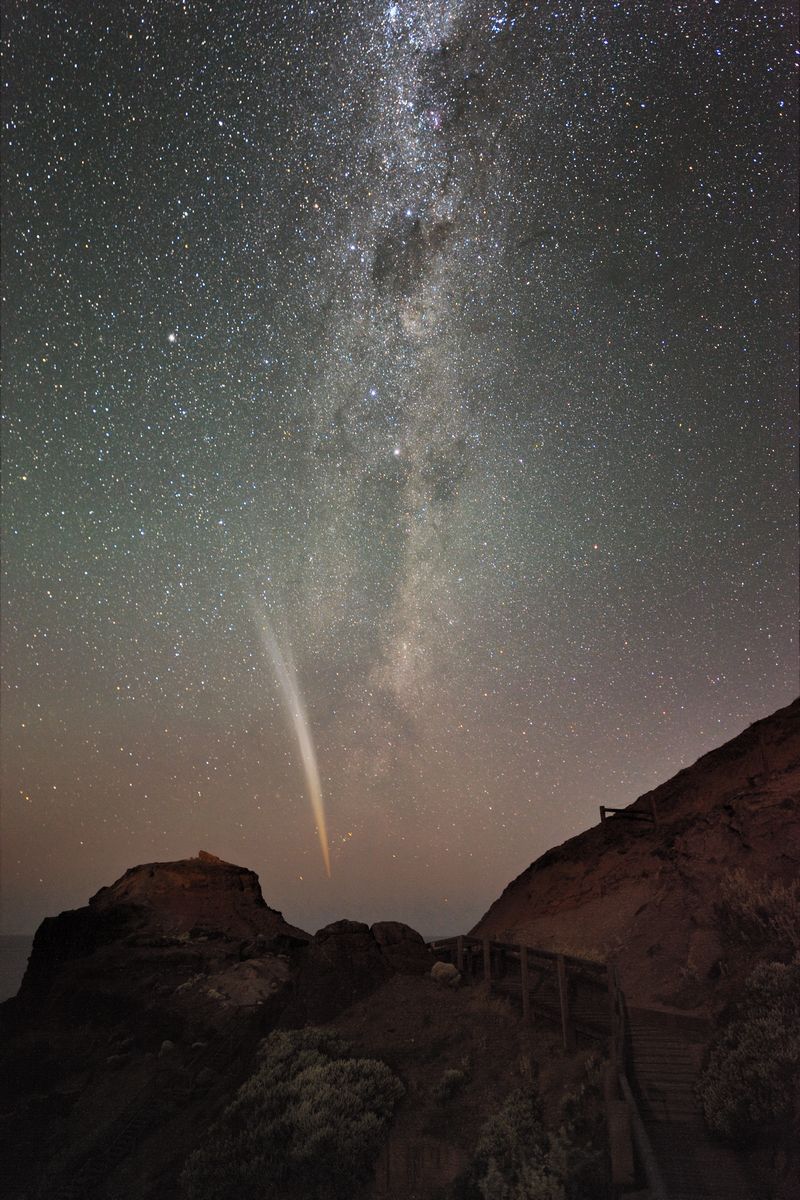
[456,936,464,974]
[520,944,530,1023]
[557,955,573,1049]
[607,966,618,1075]
[483,938,491,986]
[650,796,659,825]
[599,806,606,823]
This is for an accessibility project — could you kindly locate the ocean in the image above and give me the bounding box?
[0,935,34,1002]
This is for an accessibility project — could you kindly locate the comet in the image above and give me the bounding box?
[252,605,331,877]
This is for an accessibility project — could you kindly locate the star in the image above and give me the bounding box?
[1,0,796,938]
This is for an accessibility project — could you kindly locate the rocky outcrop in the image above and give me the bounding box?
[288,920,434,1025]
[0,853,316,1200]
[86,849,308,941]
[4,853,311,1043]
[0,855,435,1200]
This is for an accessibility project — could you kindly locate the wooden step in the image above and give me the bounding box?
[647,1124,757,1199]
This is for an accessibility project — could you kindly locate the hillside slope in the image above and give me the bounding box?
[471,698,800,1007]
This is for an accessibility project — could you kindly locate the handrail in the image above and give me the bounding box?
[610,970,671,1200]
[428,933,611,1057]
[430,936,671,1198]
[427,935,607,975]
[618,1072,669,1200]
[600,796,659,825]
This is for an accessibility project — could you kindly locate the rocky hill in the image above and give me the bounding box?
[471,698,800,1008]
[0,852,433,1200]
[9,851,310,1041]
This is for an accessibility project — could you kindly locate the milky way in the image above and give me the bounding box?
[2,1,797,935]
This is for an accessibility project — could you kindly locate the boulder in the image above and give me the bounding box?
[292,920,392,1022]
[431,961,461,988]
[371,921,433,975]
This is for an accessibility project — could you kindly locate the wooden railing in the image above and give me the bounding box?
[429,936,671,1199]
[428,935,609,1050]
[607,966,669,1200]
[600,796,659,825]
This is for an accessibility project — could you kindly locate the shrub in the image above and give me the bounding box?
[697,959,800,1143]
[470,1089,557,1200]
[554,1055,610,1199]
[433,1058,471,1103]
[714,869,800,958]
[180,1028,404,1200]
[453,1057,609,1200]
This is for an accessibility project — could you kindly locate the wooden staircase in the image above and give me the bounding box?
[626,1007,757,1200]
[430,936,760,1200]
[492,966,612,1041]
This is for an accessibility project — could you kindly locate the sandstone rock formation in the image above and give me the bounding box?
[78,849,307,940]
[9,851,309,1034]
[0,852,434,1200]
[471,698,800,1008]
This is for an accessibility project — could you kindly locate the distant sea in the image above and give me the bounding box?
[0,935,34,1001]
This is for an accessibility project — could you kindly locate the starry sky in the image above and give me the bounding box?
[2,1,797,937]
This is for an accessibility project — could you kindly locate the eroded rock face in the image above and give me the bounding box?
[89,850,310,943]
[471,698,800,1008]
[0,852,319,1200]
[7,853,310,1042]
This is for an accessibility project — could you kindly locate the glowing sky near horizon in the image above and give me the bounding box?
[1,1,797,937]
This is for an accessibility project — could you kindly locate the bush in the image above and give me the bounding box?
[433,1058,471,1103]
[714,869,800,958]
[470,1089,557,1200]
[697,959,800,1142]
[453,1057,609,1200]
[180,1028,404,1200]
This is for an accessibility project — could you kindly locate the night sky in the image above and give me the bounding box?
[2,1,797,937]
